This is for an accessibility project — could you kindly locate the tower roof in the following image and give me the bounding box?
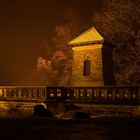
[68,27,104,46]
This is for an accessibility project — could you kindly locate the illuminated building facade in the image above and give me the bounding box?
[68,27,115,87]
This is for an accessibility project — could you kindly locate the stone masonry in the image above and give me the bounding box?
[71,44,104,86]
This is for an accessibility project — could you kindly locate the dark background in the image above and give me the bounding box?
[0,0,102,85]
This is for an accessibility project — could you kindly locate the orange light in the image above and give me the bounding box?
[57,93,61,97]
[50,93,54,97]
[0,89,2,96]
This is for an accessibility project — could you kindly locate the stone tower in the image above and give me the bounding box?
[68,27,115,87]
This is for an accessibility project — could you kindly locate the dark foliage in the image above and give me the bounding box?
[33,105,52,118]
[75,111,91,119]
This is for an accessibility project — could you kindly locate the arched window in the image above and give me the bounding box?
[84,60,91,76]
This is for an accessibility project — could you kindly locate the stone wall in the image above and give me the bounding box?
[47,101,140,116]
[0,100,46,118]
[71,44,104,86]
[74,103,140,116]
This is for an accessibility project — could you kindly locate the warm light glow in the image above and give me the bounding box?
[0,89,3,96]
[124,94,128,98]
[116,94,120,97]
[57,93,61,97]
[68,27,104,46]
[50,93,54,97]
[72,44,102,51]
[132,94,136,98]
[108,94,112,97]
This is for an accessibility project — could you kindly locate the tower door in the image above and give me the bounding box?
[84,60,91,76]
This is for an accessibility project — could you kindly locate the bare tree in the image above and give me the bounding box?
[32,9,86,86]
[92,0,140,85]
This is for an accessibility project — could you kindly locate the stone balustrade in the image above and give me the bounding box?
[46,86,140,105]
[0,86,140,117]
[0,86,47,101]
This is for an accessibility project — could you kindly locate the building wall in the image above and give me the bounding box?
[71,44,104,86]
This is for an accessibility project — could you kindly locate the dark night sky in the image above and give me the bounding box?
[0,0,101,85]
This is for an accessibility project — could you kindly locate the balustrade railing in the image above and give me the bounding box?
[0,86,47,101]
[46,86,140,105]
[0,86,140,104]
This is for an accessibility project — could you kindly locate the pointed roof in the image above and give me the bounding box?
[68,27,104,46]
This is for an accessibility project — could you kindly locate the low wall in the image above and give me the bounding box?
[1,99,140,117]
[46,101,140,116]
[75,103,140,116]
[0,100,45,118]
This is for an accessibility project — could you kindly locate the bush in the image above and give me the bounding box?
[33,105,52,118]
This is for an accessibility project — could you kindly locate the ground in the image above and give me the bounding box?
[0,116,140,140]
